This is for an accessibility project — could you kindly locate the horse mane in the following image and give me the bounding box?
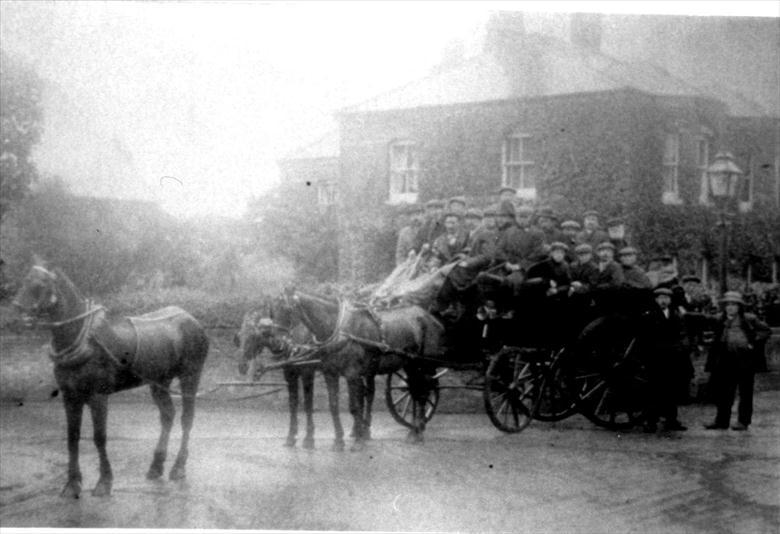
[53,267,87,302]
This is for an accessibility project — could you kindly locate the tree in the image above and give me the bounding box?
[0,50,44,220]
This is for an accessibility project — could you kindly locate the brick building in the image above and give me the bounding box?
[281,12,780,283]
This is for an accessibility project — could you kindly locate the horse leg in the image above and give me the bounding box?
[404,366,426,445]
[362,374,375,441]
[284,369,299,448]
[88,394,113,497]
[147,383,174,480]
[169,373,199,481]
[347,376,367,452]
[61,391,84,498]
[301,370,315,449]
[324,372,345,451]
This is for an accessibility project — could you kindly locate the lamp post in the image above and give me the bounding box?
[706,151,743,295]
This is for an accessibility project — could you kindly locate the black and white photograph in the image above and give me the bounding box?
[0,1,778,532]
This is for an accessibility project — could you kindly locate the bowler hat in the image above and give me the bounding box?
[574,243,593,254]
[720,291,744,305]
[596,242,615,252]
[681,275,702,284]
[497,200,516,218]
[561,220,581,230]
[653,287,673,297]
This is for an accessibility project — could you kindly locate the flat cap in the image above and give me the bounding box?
[596,241,615,251]
[574,243,593,254]
[442,210,462,219]
[425,199,445,208]
[465,208,483,219]
[653,287,673,296]
[516,205,534,216]
[549,241,569,252]
[497,186,517,195]
[681,275,702,283]
[483,205,498,217]
[720,291,744,305]
[618,246,638,256]
[606,217,625,227]
[561,220,582,230]
[583,210,600,218]
[448,195,467,206]
[536,206,558,220]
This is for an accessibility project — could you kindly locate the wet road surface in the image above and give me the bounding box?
[1,389,779,533]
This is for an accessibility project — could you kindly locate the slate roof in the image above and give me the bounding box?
[341,33,764,116]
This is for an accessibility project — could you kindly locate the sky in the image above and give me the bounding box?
[1,1,777,219]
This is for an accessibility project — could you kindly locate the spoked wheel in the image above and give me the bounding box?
[568,318,648,430]
[532,349,580,422]
[484,348,534,433]
[385,369,440,429]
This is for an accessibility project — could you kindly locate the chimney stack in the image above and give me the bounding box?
[483,11,526,57]
[570,13,603,51]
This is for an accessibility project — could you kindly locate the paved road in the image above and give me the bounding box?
[1,387,778,533]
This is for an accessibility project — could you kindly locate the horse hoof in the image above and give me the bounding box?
[91,480,112,497]
[60,481,81,499]
[350,441,366,452]
[284,438,296,448]
[363,429,372,441]
[169,467,186,481]
[405,431,424,445]
[332,441,345,452]
[302,438,315,450]
[146,467,164,480]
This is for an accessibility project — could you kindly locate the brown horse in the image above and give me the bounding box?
[278,289,445,447]
[12,260,209,498]
[234,299,346,451]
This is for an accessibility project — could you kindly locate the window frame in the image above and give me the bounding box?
[388,140,420,204]
[316,180,337,207]
[501,132,536,199]
[695,134,711,205]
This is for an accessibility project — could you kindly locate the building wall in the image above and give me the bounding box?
[337,89,731,281]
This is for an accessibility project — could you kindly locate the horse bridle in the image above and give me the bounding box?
[284,291,346,347]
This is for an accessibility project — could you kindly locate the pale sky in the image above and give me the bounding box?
[1,1,777,219]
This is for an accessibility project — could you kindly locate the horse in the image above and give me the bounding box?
[277,289,445,448]
[234,298,346,451]
[12,260,209,498]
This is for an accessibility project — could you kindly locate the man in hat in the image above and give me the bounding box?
[560,220,581,262]
[417,199,446,249]
[525,242,572,295]
[535,206,565,249]
[570,243,599,292]
[606,216,631,250]
[495,203,546,272]
[639,287,692,432]
[689,292,771,431]
[594,242,624,289]
[678,275,712,314]
[523,242,573,343]
[395,204,423,266]
[576,210,609,249]
[448,196,468,218]
[466,208,498,258]
[432,211,469,263]
[618,247,653,290]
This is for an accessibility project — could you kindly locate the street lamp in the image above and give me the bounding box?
[706,151,743,295]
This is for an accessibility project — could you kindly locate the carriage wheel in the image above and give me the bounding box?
[567,318,648,430]
[483,349,534,433]
[531,349,580,422]
[385,369,440,429]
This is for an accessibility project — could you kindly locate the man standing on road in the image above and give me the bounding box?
[640,287,691,433]
[694,292,772,431]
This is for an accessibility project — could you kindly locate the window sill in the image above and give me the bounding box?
[387,192,419,205]
[661,192,683,205]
